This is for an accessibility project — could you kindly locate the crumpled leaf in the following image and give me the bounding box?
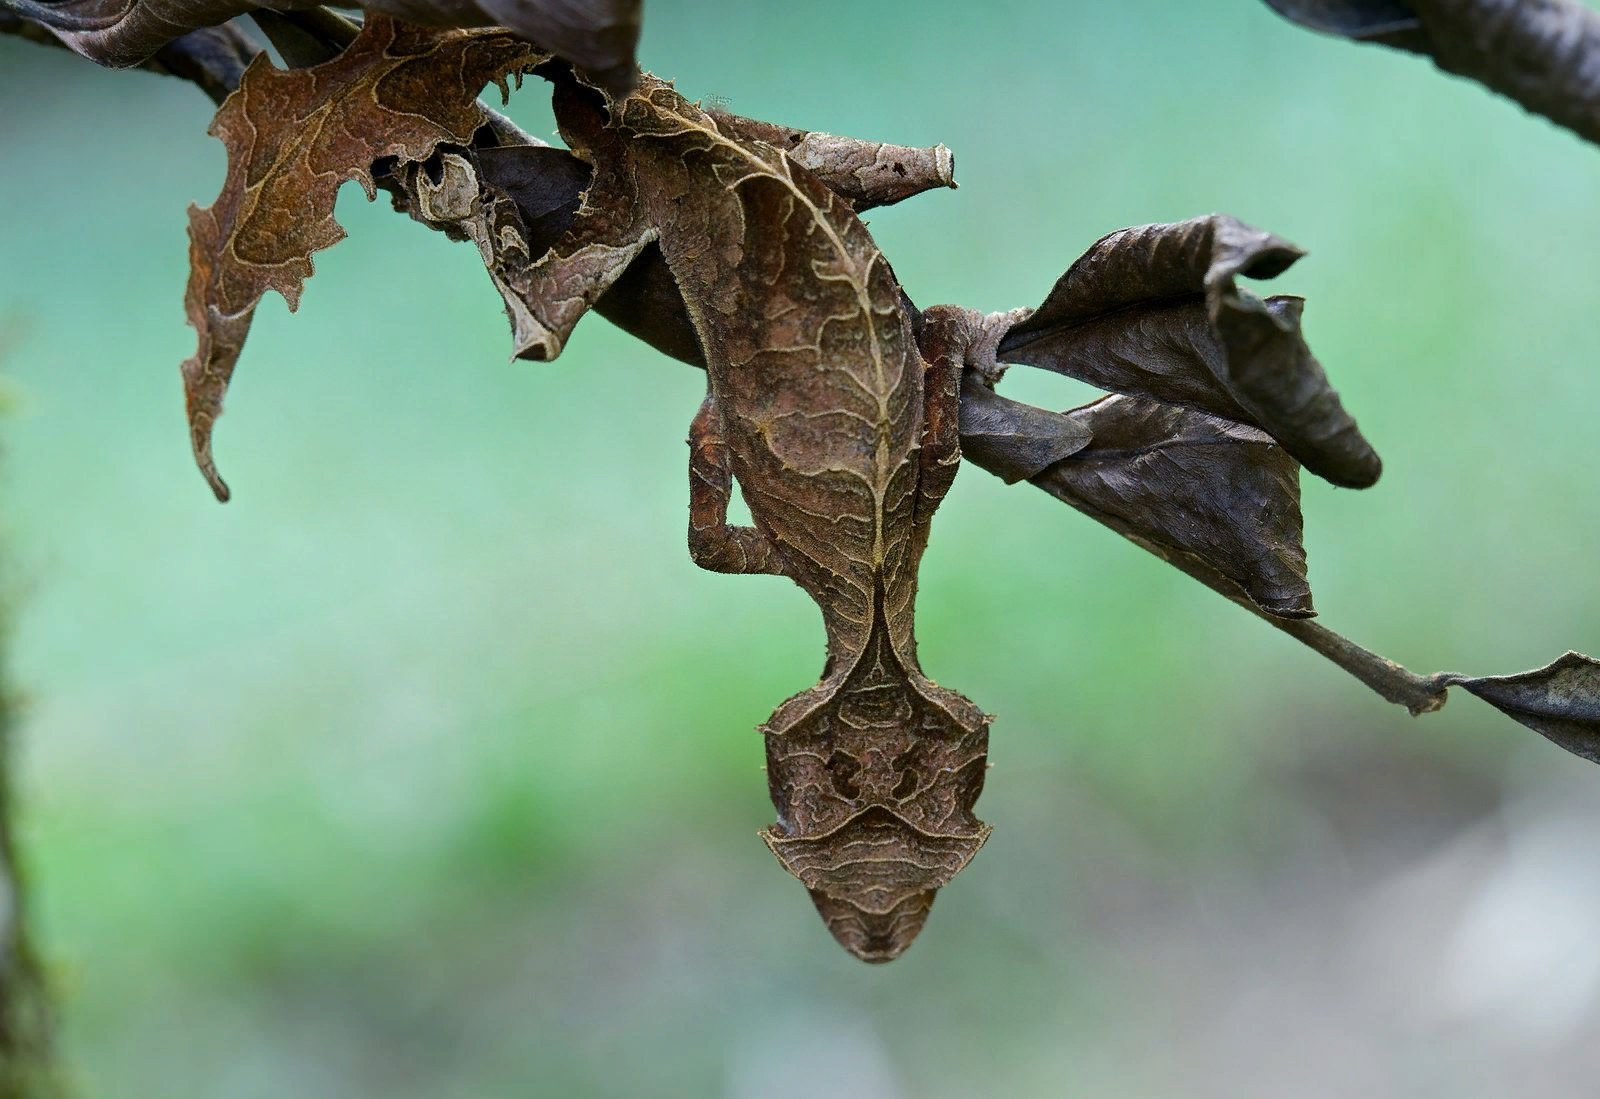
[951,371,1092,483]
[2,0,641,93]
[382,96,961,364]
[1442,652,1600,762]
[998,215,1382,489]
[0,7,258,101]
[961,381,1315,618]
[183,15,545,500]
[1263,0,1600,146]
[1262,0,1428,45]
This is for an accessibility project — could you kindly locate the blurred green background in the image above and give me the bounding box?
[4,2,1600,1095]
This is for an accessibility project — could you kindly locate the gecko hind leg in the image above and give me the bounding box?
[687,395,788,576]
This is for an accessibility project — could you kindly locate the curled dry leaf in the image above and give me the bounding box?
[1442,652,1600,762]
[0,8,257,101]
[382,99,961,366]
[998,215,1382,489]
[960,381,1316,618]
[1,0,640,92]
[950,370,1092,482]
[1263,0,1600,145]
[182,15,545,500]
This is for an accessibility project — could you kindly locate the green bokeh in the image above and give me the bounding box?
[3,2,1599,1096]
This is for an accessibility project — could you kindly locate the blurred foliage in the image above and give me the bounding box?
[1,1,1599,1096]
[0,429,60,1095]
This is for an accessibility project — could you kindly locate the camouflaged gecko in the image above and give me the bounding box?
[516,67,1004,961]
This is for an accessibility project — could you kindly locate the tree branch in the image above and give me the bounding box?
[4,8,1596,756]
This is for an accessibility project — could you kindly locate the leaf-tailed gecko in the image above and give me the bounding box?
[520,67,1007,961]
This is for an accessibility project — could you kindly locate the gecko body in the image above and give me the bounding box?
[537,71,993,961]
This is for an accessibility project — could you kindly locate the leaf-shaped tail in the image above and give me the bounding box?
[997,215,1382,489]
[1263,0,1600,147]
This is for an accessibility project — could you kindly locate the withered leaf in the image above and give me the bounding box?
[0,8,257,101]
[1442,653,1600,763]
[383,93,961,366]
[952,371,1092,482]
[961,381,1315,618]
[183,15,545,500]
[3,0,641,93]
[1263,0,1600,146]
[998,215,1382,490]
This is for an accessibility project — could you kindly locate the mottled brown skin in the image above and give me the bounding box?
[528,72,993,961]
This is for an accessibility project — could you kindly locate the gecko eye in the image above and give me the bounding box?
[891,769,918,801]
[889,746,921,800]
[826,751,862,799]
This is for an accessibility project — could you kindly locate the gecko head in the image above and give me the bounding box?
[762,805,991,963]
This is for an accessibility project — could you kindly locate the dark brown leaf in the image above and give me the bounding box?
[1262,0,1428,46]
[0,8,258,101]
[2,0,640,92]
[963,381,1315,618]
[1443,653,1600,762]
[952,372,1092,483]
[998,215,1382,489]
[183,15,545,500]
[1264,0,1600,146]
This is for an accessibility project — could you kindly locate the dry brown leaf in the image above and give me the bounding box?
[1264,0,1600,146]
[182,15,545,500]
[3,0,640,93]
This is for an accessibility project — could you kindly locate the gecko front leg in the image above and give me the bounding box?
[687,395,789,576]
[909,306,1031,544]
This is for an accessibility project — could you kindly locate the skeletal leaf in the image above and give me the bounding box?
[2,0,641,93]
[183,15,545,500]
[1263,0,1600,146]
[998,215,1382,489]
